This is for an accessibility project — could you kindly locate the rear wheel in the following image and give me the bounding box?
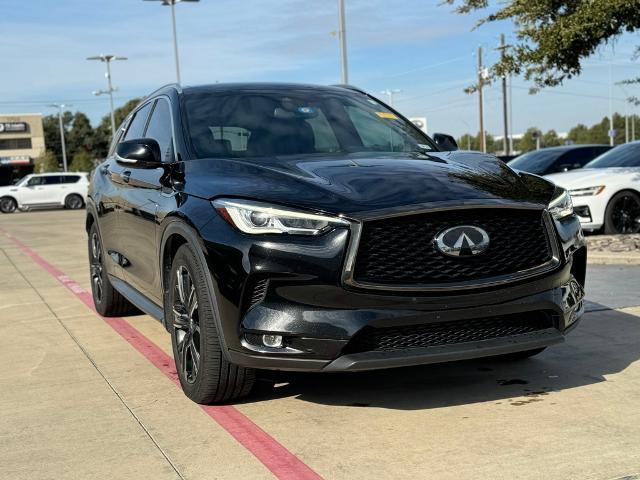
[169,243,255,404]
[88,223,137,316]
[495,347,546,361]
[0,197,17,214]
[65,194,84,210]
[604,190,640,234]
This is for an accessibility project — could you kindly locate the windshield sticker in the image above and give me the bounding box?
[376,112,398,120]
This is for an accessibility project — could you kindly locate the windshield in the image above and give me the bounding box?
[184,89,435,159]
[585,142,640,168]
[507,149,564,175]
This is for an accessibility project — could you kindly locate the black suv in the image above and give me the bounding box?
[87,83,586,404]
[508,144,611,176]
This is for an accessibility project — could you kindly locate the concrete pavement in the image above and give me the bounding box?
[1,210,639,480]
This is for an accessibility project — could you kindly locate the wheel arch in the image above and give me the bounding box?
[158,219,231,359]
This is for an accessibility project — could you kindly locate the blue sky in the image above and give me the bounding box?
[2,0,640,137]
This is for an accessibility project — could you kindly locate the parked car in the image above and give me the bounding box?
[546,141,640,233]
[0,172,88,213]
[86,83,586,404]
[508,144,611,176]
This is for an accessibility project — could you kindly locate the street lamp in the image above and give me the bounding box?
[380,89,401,107]
[47,104,71,172]
[337,0,349,84]
[144,0,199,84]
[87,54,127,138]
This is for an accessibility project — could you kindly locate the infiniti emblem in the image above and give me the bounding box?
[434,225,490,257]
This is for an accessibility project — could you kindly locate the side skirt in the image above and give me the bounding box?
[108,274,165,323]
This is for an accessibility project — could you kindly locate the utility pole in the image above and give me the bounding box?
[48,104,70,172]
[337,0,349,84]
[609,61,615,146]
[380,89,401,107]
[144,0,200,84]
[87,54,127,140]
[477,46,486,153]
[497,34,510,156]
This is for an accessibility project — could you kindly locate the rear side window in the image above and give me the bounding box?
[144,99,174,162]
[61,175,81,184]
[124,102,153,141]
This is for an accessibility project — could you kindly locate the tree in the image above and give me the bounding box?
[567,124,591,144]
[42,111,73,165]
[66,112,95,159]
[542,130,562,148]
[34,150,59,173]
[71,150,95,172]
[517,127,542,152]
[443,1,640,91]
[93,98,141,158]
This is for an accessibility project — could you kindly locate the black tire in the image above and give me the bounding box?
[604,190,640,234]
[65,194,84,210]
[0,197,17,214]
[169,243,255,404]
[495,347,546,361]
[88,223,137,316]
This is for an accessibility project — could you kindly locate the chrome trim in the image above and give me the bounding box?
[341,205,561,292]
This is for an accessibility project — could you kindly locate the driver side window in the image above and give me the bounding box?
[123,102,153,141]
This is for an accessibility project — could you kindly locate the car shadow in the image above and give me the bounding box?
[244,303,640,410]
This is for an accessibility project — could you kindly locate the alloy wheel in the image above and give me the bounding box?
[90,232,104,303]
[67,196,83,209]
[611,194,640,233]
[0,198,16,213]
[173,265,200,384]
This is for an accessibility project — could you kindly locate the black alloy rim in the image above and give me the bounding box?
[90,232,104,303]
[611,194,640,233]
[173,266,200,384]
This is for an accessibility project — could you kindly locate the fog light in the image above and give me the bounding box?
[262,334,283,348]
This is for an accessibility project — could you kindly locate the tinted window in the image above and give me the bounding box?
[61,175,81,184]
[585,143,640,168]
[508,149,564,175]
[124,102,153,141]
[184,89,435,159]
[144,99,174,162]
[26,176,45,186]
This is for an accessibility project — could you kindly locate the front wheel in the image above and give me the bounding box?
[604,190,640,234]
[0,197,17,213]
[65,194,84,210]
[169,243,255,404]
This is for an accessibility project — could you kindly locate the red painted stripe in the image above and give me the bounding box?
[2,230,322,480]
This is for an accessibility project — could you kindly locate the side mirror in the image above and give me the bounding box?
[116,138,162,168]
[433,133,458,151]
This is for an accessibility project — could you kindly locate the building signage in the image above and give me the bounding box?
[0,122,28,133]
[0,156,32,166]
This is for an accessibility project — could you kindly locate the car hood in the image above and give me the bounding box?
[545,167,640,189]
[182,151,555,217]
[0,185,19,195]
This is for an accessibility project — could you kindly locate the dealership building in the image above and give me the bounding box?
[0,114,46,186]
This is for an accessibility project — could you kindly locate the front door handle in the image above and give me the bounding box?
[122,171,131,184]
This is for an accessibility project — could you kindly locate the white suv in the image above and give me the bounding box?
[0,172,89,213]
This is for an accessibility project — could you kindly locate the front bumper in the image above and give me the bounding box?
[198,206,587,372]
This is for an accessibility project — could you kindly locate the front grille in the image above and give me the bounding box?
[352,208,553,286]
[343,312,554,354]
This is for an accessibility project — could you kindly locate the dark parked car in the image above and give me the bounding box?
[87,83,586,404]
[508,144,611,176]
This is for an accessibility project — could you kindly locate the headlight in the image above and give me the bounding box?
[569,186,605,197]
[548,188,574,220]
[213,198,350,235]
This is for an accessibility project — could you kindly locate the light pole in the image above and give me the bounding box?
[87,54,127,138]
[380,89,401,107]
[48,104,71,172]
[337,0,349,84]
[144,0,199,84]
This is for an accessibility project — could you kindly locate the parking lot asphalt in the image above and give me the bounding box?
[1,210,639,480]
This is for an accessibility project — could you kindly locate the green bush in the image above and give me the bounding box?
[71,150,95,172]
[34,150,59,173]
